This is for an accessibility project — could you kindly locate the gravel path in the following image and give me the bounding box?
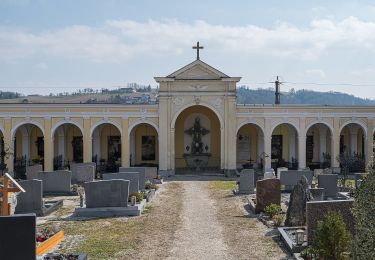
[167,181,232,260]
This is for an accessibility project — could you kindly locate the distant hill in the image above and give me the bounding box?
[236,86,375,105]
[1,86,375,106]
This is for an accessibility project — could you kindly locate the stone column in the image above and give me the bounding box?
[83,117,92,163]
[288,132,296,162]
[298,135,306,169]
[121,117,129,167]
[21,134,30,160]
[319,126,327,162]
[332,118,340,168]
[44,117,53,172]
[57,132,66,162]
[349,125,359,155]
[257,132,264,164]
[4,118,13,174]
[263,135,272,171]
[130,130,136,166]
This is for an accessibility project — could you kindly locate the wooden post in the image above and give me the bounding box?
[0,173,25,216]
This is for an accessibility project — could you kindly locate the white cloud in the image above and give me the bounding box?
[2,17,375,63]
[305,69,326,78]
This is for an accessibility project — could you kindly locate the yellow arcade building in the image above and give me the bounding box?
[0,56,374,176]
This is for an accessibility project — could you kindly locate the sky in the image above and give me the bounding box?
[1,0,375,98]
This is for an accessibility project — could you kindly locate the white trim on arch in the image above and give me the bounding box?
[236,120,265,135]
[270,121,300,136]
[128,119,159,138]
[339,119,368,136]
[90,119,122,138]
[11,119,45,140]
[170,102,224,129]
[304,121,334,137]
[50,120,84,139]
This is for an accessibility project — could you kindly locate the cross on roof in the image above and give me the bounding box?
[192,41,204,60]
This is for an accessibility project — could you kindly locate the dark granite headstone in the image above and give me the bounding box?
[285,177,310,226]
[255,178,281,213]
[15,179,43,215]
[119,167,146,191]
[0,214,36,260]
[84,180,129,208]
[318,174,338,198]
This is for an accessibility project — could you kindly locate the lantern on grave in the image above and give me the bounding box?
[295,229,305,245]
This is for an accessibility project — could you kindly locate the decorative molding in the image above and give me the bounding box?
[189,85,208,91]
[194,96,201,105]
[212,97,223,108]
[172,97,184,106]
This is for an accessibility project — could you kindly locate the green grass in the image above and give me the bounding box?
[209,180,237,191]
[58,218,143,260]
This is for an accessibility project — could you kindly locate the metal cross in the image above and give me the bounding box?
[192,41,204,60]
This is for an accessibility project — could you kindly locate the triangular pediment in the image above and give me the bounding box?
[167,60,229,80]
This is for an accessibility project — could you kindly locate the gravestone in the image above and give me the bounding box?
[255,178,281,213]
[74,165,95,184]
[277,167,288,178]
[285,176,310,226]
[323,168,333,174]
[42,171,72,193]
[332,167,341,174]
[309,188,325,201]
[26,164,43,180]
[144,167,158,181]
[15,179,43,215]
[279,170,313,191]
[313,169,323,177]
[71,162,96,183]
[0,213,36,260]
[84,180,129,208]
[306,199,354,244]
[264,168,275,179]
[119,167,146,191]
[103,172,140,194]
[318,174,338,198]
[239,169,255,194]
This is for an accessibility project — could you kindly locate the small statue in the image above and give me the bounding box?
[184,117,210,154]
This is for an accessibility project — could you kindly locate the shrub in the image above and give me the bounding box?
[312,211,352,260]
[264,203,281,218]
[352,167,375,259]
[272,214,284,227]
[128,191,144,202]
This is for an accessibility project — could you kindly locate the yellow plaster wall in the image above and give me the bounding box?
[98,124,120,160]
[175,106,221,168]
[236,124,260,163]
[134,124,158,165]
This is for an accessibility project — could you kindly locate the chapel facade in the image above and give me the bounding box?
[0,57,374,176]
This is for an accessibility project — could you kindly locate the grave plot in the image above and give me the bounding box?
[15,180,63,216]
[73,179,146,217]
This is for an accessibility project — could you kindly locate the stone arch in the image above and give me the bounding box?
[51,120,83,139]
[11,119,45,140]
[270,121,300,136]
[90,119,122,138]
[236,120,265,136]
[304,121,333,137]
[171,102,224,130]
[128,119,159,139]
[339,119,367,136]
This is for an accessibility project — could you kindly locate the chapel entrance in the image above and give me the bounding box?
[174,105,221,174]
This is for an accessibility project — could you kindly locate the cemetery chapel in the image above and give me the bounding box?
[0,42,374,176]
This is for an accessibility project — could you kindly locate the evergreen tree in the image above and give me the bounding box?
[312,211,352,260]
[352,167,375,259]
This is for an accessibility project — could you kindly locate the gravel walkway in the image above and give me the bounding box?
[167,181,232,260]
